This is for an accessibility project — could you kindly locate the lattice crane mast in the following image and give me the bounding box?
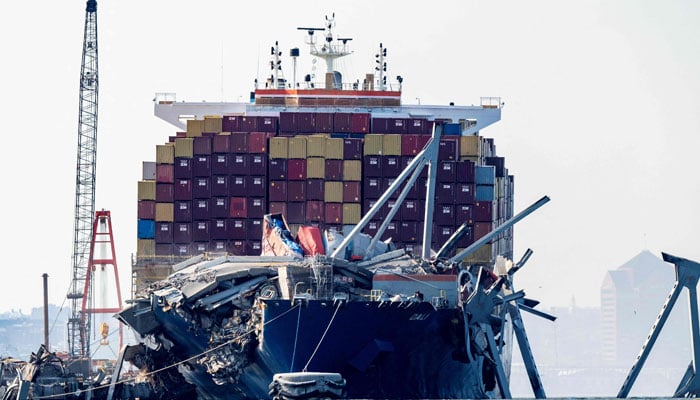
[67,0,99,360]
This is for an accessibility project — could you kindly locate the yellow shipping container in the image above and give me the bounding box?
[342,203,362,224]
[288,137,307,159]
[174,137,194,158]
[156,144,174,164]
[186,119,204,137]
[324,182,343,203]
[363,134,383,155]
[460,135,482,157]
[137,239,155,257]
[459,243,493,264]
[155,203,174,222]
[307,157,325,179]
[325,138,344,159]
[269,137,289,159]
[342,160,362,181]
[137,180,156,200]
[204,115,223,133]
[382,134,402,156]
[306,135,327,157]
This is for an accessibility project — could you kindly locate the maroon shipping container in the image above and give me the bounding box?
[363,156,382,177]
[212,154,230,175]
[399,221,420,243]
[248,154,268,175]
[474,221,493,241]
[315,113,333,133]
[437,161,456,183]
[400,199,420,221]
[174,201,192,222]
[435,204,455,226]
[229,154,248,174]
[174,158,192,179]
[381,221,399,241]
[192,221,210,242]
[229,175,246,197]
[287,180,306,202]
[286,202,306,224]
[212,135,231,153]
[474,201,494,222]
[193,199,210,220]
[138,200,156,220]
[382,156,401,177]
[306,179,324,200]
[192,155,211,177]
[229,133,248,153]
[296,112,316,133]
[193,136,212,155]
[269,159,287,180]
[438,138,458,161]
[230,219,246,240]
[364,220,379,237]
[211,175,229,196]
[325,159,343,180]
[248,132,268,153]
[456,160,475,183]
[239,116,258,132]
[247,219,263,240]
[436,182,455,204]
[363,177,383,199]
[230,197,247,218]
[174,179,192,200]
[155,222,173,243]
[343,181,361,203]
[211,197,229,218]
[306,201,324,222]
[156,164,174,183]
[333,112,352,133]
[343,138,363,160]
[279,112,297,132]
[288,159,307,180]
[258,116,279,133]
[211,219,231,240]
[192,177,211,199]
[222,115,241,132]
[156,183,174,202]
[229,239,245,255]
[351,113,370,133]
[456,204,474,224]
[247,175,266,197]
[401,134,420,156]
[173,222,192,244]
[269,181,287,202]
[269,202,287,216]
[324,203,342,225]
[456,183,475,204]
[247,241,262,256]
[248,197,266,219]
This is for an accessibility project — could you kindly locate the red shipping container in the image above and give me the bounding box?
[343,138,363,159]
[229,175,247,196]
[212,154,230,175]
[213,135,231,153]
[315,113,334,133]
[351,113,370,133]
[343,181,361,203]
[474,201,494,222]
[222,115,241,132]
[288,159,307,180]
[333,112,352,133]
[306,179,324,200]
[286,202,306,224]
[269,159,288,180]
[306,201,324,222]
[401,134,420,156]
[247,175,266,197]
[325,159,343,180]
[156,164,174,183]
[211,175,229,196]
[138,200,156,220]
[193,199,210,220]
[248,197,266,219]
[287,180,306,202]
[193,136,212,155]
[269,181,287,202]
[230,219,247,240]
[229,133,248,153]
[230,197,248,218]
[297,226,325,255]
[239,116,259,132]
[473,221,493,241]
[324,203,342,225]
[269,202,287,216]
[248,132,268,153]
[211,197,229,218]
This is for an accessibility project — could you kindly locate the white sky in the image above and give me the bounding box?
[0,0,698,315]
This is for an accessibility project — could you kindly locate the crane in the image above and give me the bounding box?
[67,0,99,363]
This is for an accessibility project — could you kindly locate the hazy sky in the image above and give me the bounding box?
[0,0,698,316]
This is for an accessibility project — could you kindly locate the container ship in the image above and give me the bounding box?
[118,15,550,400]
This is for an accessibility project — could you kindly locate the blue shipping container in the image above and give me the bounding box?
[138,219,156,239]
[475,184,495,202]
[475,165,496,185]
[443,123,461,135]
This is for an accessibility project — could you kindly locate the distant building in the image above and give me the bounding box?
[600,250,689,366]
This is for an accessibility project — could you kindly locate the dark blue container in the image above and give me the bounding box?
[443,123,461,135]
[137,219,155,239]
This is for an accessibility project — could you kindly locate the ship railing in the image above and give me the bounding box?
[281,81,402,92]
[480,96,502,109]
[154,92,176,104]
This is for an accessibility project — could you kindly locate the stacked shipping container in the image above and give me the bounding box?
[136,112,513,270]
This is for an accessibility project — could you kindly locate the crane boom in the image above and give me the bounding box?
[67,0,99,360]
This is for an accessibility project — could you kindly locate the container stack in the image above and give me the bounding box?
[135,112,513,272]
